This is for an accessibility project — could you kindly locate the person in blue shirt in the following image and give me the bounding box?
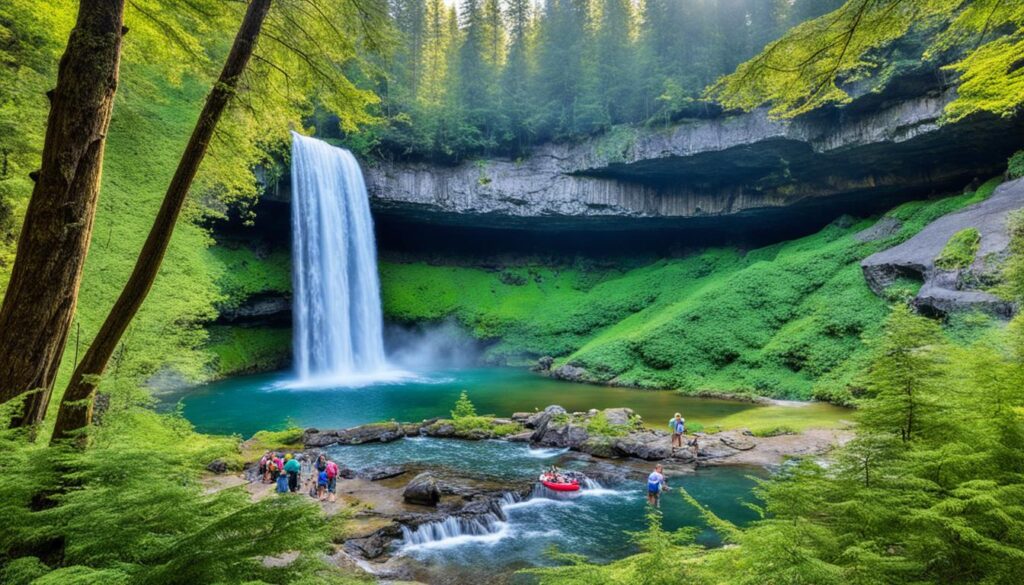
[669,413,685,448]
[646,464,669,508]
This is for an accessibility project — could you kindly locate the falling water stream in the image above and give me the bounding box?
[290,132,388,383]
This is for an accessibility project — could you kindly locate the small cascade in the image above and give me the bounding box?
[400,492,521,547]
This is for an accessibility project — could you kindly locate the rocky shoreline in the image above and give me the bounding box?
[224,405,850,580]
[303,404,851,466]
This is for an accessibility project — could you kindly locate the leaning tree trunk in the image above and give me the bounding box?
[0,0,126,432]
[50,0,273,445]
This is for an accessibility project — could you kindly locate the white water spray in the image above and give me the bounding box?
[290,132,387,383]
[400,493,520,549]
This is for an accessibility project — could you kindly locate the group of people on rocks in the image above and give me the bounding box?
[258,451,340,502]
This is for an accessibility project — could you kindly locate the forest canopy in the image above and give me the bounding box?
[355,0,845,161]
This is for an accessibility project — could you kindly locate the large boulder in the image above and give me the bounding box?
[613,431,672,460]
[862,178,1024,318]
[527,405,566,431]
[578,437,618,458]
[344,530,396,559]
[551,364,589,383]
[422,422,456,438]
[532,356,554,371]
[532,422,589,449]
[511,412,533,425]
[403,472,441,506]
[601,407,634,427]
[205,459,229,474]
[304,422,406,448]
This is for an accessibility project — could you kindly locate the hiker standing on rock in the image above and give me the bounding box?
[669,413,685,448]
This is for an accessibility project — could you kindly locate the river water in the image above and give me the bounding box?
[170,368,843,579]
[170,367,846,437]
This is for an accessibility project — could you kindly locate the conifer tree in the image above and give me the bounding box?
[502,0,535,153]
[858,304,946,443]
[594,0,637,125]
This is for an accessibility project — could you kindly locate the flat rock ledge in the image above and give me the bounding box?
[303,405,849,467]
[861,177,1024,318]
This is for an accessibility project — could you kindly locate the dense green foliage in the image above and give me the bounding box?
[935,227,981,270]
[359,0,842,161]
[1009,150,1024,179]
[0,404,361,584]
[999,211,1024,302]
[381,182,999,401]
[710,0,1024,121]
[0,0,387,437]
[0,6,380,577]
[527,308,1024,585]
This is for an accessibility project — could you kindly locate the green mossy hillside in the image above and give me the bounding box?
[207,246,291,310]
[204,326,291,378]
[380,184,1000,402]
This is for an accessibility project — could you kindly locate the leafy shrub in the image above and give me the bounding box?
[585,412,630,437]
[935,228,981,270]
[882,277,923,303]
[1009,149,1024,179]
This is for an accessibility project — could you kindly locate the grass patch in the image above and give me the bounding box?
[935,227,981,270]
[750,425,798,437]
[712,402,854,434]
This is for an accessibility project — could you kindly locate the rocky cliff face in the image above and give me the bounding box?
[362,86,1024,230]
[862,178,1024,317]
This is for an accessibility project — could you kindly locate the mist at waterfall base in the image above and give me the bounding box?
[328,437,764,578]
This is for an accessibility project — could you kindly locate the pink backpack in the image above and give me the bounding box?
[325,461,339,479]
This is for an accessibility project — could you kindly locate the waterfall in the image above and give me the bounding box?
[290,132,387,382]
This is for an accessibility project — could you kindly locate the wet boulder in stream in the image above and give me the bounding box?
[613,431,672,460]
[403,472,442,506]
[303,422,406,447]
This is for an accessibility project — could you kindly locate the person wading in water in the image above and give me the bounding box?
[646,464,670,508]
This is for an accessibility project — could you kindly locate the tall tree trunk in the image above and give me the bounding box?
[0,0,126,432]
[50,0,273,445]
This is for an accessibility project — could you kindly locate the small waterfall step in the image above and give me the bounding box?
[400,492,521,547]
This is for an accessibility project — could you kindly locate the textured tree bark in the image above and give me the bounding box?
[0,0,125,432]
[51,0,274,445]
